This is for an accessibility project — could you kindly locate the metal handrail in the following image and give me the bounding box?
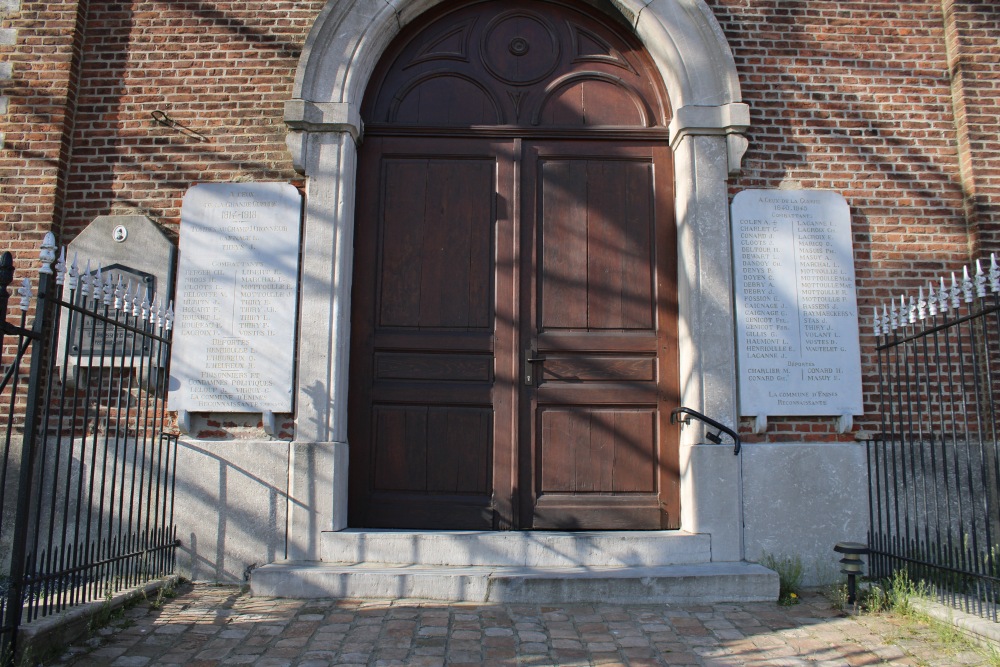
[670,407,742,455]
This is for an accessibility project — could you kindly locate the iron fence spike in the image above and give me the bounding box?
[873,305,881,336]
[103,273,114,306]
[55,246,67,285]
[927,281,938,316]
[39,231,57,274]
[93,265,104,304]
[114,275,125,311]
[961,265,973,303]
[18,276,32,311]
[68,253,79,290]
[917,286,926,320]
[990,253,999,293]
[81,260,91,297]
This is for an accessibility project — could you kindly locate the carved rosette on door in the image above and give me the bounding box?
[348,0,680,530]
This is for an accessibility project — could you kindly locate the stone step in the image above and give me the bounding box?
[320,529,712,568]
[250,561,779,604]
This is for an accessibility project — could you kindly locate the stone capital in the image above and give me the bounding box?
[669,103,751,176]
[284,100,362,140]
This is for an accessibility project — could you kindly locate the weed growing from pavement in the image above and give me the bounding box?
[844,571,1000,666]
[142,578,178,610]
[760,553,803,606]
[860,569,924,615]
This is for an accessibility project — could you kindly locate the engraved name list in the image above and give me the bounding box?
[731,190,862,419]
[170,183,302,413]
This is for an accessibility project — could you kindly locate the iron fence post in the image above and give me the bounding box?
[3,249,54,663]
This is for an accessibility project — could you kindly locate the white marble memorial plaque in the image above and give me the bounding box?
[169,183,302,412]
[731,190,862,417]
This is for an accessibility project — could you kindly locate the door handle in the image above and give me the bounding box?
[524,350,545,386]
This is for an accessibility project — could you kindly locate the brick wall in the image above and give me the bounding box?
[0,0,84,260]
[942,0,1000,256]
[1,1,82,407]
[0,0,18,149]
[3,0,999,442]
[59,1,322,238]
[63,1,323,439]
[710,0,999,440]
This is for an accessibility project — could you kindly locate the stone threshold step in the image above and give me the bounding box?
[251,561,778,604]
[321,529,712,567]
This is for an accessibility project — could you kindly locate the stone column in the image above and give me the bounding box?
[671,106,749,563]
[285,115,360,558]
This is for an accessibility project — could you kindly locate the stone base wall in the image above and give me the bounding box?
[173,439,289,583]
[742,443,868,586]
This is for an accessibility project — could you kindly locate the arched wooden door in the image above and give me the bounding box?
[347,0,680,530]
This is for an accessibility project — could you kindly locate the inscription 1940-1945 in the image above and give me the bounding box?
[169,183,302,414]
[731,190,862,419]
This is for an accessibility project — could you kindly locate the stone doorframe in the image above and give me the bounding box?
[282,0,751,562]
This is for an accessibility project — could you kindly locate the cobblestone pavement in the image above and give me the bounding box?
[45,583,996,666]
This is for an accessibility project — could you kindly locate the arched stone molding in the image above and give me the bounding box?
[285,0,750,160]
[283,0,750,563]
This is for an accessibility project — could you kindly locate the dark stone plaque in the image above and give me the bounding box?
[67,264,155,357]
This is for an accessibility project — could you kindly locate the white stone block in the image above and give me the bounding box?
[286,441,347,560]
[742,442,868,586]
[173,439,289,583]
[681,443,743,562]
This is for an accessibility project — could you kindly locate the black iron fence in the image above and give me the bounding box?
[0,234,178,662]
[868,254,1000,621]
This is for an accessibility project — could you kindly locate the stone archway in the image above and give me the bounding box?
[282,0,750,561]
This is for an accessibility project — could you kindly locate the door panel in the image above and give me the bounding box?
[521,141,679,529]
[348,137,516,529]
[377,159,493,329]
[539,159,655,330]
[539,408,657,493]
[349,137,678,530]
[371,406,492,493]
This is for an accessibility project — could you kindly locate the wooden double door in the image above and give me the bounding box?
[347,135,680,530]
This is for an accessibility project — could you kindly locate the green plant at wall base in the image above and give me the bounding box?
[760,553,803,606]
[143,579,177,610]
[860,571,1000,667]
[823,582,849,610]
[88,586,117,635]
[860,569,926,615]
